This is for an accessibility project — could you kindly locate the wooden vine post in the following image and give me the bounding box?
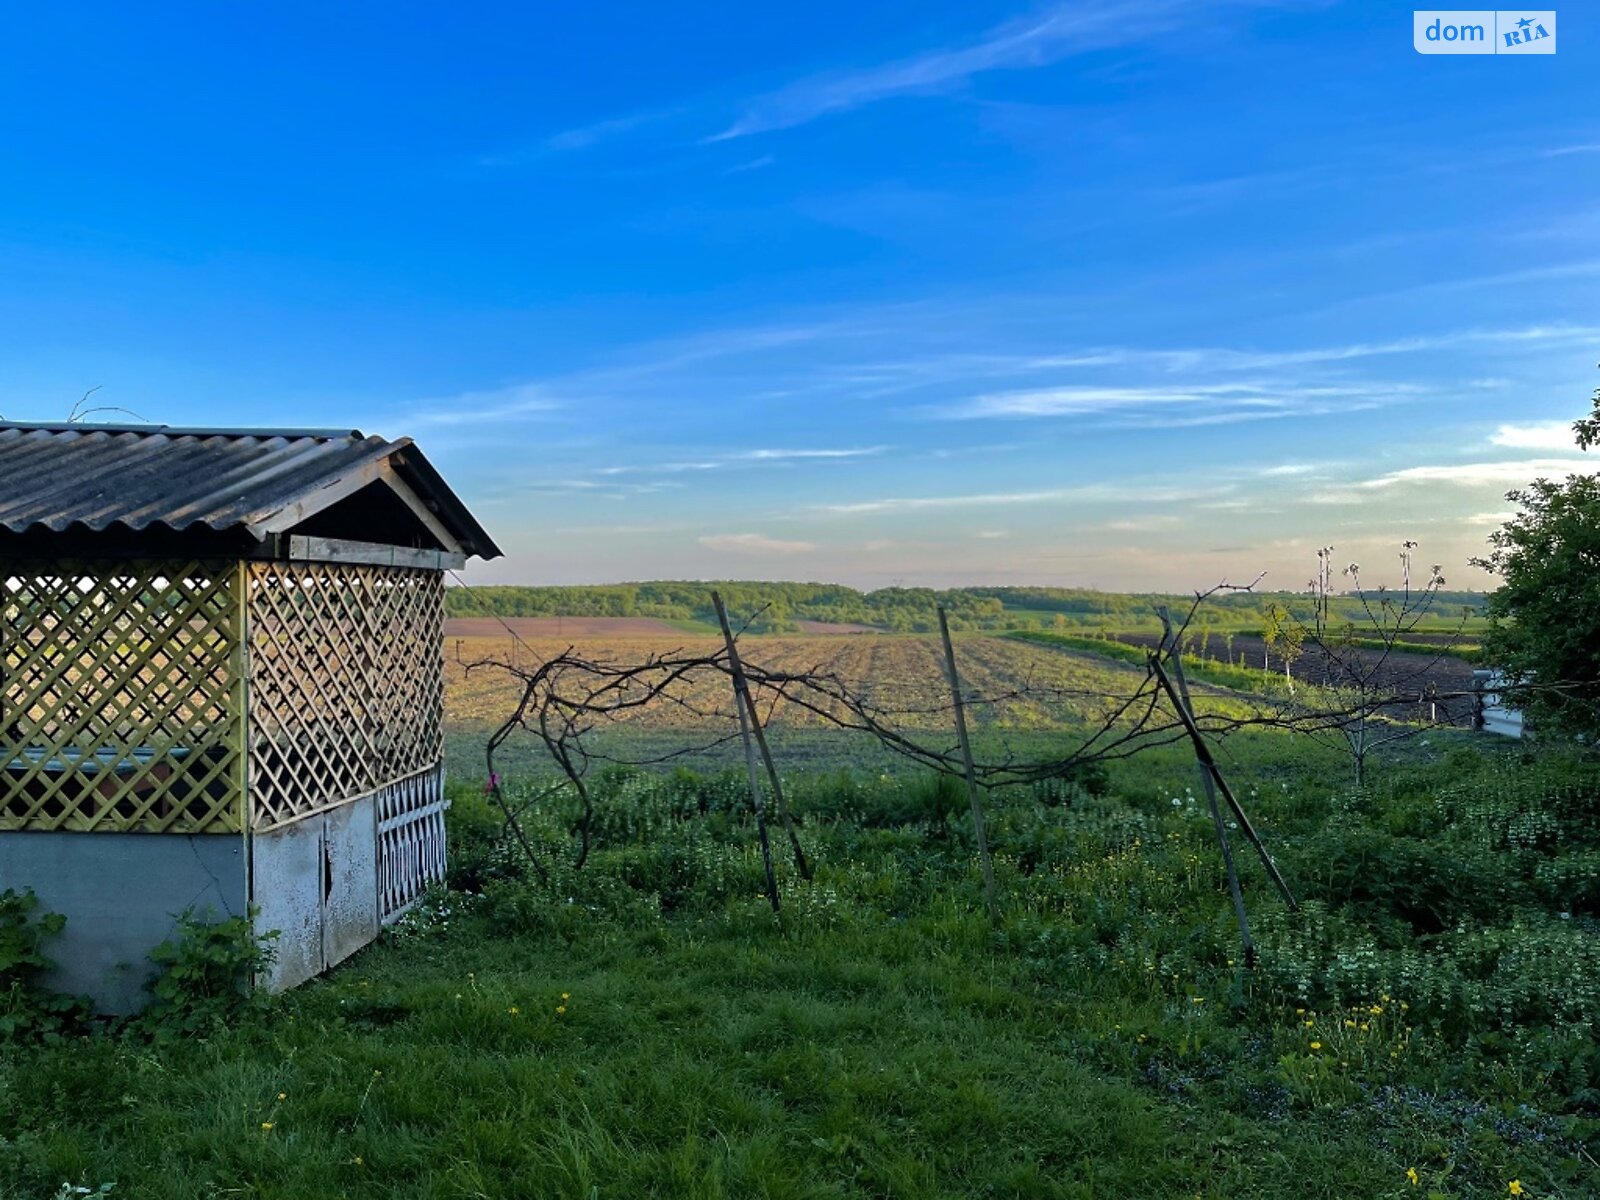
[1147,654,1298,912]
[711,592,813,880]
[712,591,782,912]
[1157,607,1255,969]
[937,606,1001,923]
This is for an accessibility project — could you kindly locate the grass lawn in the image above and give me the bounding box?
[3,896,1421,1199]
[2,735,1596,1199]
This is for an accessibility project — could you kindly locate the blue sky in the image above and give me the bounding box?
[1,2,1596,590]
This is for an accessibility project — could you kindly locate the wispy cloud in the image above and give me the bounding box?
[596,462,723,476]
[1357,458,1589,489]
[508,478,684,501]
[1356,259,1600,303]
[815,488,1067,514]
[483,107,685,164]
[934,381,1411,422]
[1489,420,1580,451]
[698,532,818,554]
[412,314,1595,439]
[1102,515,1186,532]
[739,446,886,461]
[1543,142,1600,158]
[500,0,1296,158]
[406,385,561,426]
[599,446,887,474]
[1135,324,1600,375]
[707,0,1201,142]
[817,325,1598,407]
[811,480,1229,515]
[1217,450,1586,508]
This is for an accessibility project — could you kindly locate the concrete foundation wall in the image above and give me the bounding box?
[0,830,246,1014]
[1,778,438,1009]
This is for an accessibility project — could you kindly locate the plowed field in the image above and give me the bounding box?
[445,632,1164,735]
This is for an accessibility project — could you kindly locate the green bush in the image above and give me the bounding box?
[1286,820,1511,932]
[0,889,91,1041]
[444,780,517,891]
[137,910,276,1040]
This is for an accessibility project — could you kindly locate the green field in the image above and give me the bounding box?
[1004,630,1293,696]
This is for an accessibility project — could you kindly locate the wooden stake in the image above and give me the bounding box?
[1149,655,1298,911]
[1158,609,1254,969]
[712,592,780,912]
[938,607,1000,922]
[711,592,813,880]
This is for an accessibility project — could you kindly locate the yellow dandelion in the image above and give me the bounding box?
[1304,1019,1314,1028]
[276,1092,287,1101]
[1508,1183,1524,1197]
[353,1156,364,1166]
[261,1122,274,1131]
[1407,1167,1419,1187]
[508,1006,520,1015]
[556,1005,567,1014]
[561,992,570,1000]
[1310,1041,1323,1050]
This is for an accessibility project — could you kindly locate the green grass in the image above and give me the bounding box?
[1006,631,1150,668]
[656,617,723,635]
[3,741,1596,1199]
[1,896,1417,1199]
[1004,630,1290,696]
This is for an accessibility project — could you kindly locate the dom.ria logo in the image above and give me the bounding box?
[1413,10,1556,53]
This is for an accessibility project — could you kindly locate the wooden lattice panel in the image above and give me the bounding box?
[246,562,443,830]
[377,765,447,922]
[1,560,245,833]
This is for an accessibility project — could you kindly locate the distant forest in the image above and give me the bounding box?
[445,581,1489,634]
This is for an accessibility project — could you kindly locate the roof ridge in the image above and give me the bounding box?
[0,421,364,439]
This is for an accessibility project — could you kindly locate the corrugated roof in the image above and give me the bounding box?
[0,421,500,559]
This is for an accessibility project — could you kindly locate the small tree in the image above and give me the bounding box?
[1474,382,1600,739]
[1261,603,1305,692]
[1263,543,1465,784]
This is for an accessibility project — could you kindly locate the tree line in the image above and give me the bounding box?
[446,580,1486,634]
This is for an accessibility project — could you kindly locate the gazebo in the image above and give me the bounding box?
[0,421,500,1010]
